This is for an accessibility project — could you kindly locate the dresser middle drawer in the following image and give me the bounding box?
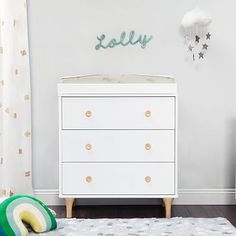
[61,130,175,163]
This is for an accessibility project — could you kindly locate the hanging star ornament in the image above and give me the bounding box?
[206,32,211,40]
[195,35,200,43]
[199,52,204,59]
[181,8,212,62]
[188,45,194,51]
[202,43,208,50]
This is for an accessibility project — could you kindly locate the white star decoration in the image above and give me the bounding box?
[188,45,194,51]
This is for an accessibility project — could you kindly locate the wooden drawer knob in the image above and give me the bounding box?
[145,143,152,150]
[85,144,92,150]
[145,110,151,117]
[145,176,152,183]
[85,110,92,117]
[85,176,92,183]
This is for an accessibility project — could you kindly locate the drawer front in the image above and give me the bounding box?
[62,97,175,129]
[62,163,175,195]
[62,130,175,162]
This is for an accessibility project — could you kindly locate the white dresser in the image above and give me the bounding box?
[58,75,177,218]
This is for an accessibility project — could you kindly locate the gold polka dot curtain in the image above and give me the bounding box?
[0,0,32,196]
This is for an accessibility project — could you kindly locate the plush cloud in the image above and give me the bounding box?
[181,8,212,28]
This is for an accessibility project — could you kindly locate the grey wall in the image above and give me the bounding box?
[27,0,236,193]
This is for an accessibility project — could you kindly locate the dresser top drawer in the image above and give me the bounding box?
[61,97,176,130]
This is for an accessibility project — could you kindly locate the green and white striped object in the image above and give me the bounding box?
[0,195,57,236]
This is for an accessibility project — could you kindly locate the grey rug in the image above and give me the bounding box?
[30,217,236,236]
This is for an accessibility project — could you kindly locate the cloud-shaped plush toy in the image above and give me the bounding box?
[181,8,212,28]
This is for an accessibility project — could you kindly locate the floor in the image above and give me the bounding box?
[50,205,236,227]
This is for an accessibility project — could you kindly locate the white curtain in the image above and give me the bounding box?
[0,0,32,196]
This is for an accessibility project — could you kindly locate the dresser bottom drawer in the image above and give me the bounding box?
[62,163,175,195]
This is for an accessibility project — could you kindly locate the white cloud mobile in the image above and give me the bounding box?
[181,8,213,61]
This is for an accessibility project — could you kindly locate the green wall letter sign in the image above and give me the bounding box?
[95,30,153,50]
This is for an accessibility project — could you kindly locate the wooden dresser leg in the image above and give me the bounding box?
[163,198,173,218]
[65,198,75,218]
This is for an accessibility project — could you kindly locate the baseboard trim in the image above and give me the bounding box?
[33,188,236,206]
[175,188,236,205]
[34,189,64,205]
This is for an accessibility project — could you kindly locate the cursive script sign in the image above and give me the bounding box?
[95,30,153,50]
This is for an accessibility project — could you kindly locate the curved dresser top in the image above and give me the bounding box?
[61,74,175,84]
[58,75,177,95]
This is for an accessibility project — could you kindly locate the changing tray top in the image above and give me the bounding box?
[58,74,177,95]
[61,74,175,84]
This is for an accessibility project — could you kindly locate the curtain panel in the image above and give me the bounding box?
[0,0,32,196]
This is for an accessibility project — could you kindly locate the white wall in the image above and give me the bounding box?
[27,0,236,204]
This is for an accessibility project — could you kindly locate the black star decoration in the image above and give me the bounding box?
[188,45,194,51]
[199,52,204,59]
[206,32,211,40]
[195,35,200,43]
[202,43,208,50]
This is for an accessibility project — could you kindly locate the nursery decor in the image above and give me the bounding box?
[95,30,153,50]
[0,0,32,196]
[0,195,57,236]
[181,8,212,61]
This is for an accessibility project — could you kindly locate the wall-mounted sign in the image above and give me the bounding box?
[95,30,153,50]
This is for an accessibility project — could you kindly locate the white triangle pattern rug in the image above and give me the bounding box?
[29,217,236,236]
